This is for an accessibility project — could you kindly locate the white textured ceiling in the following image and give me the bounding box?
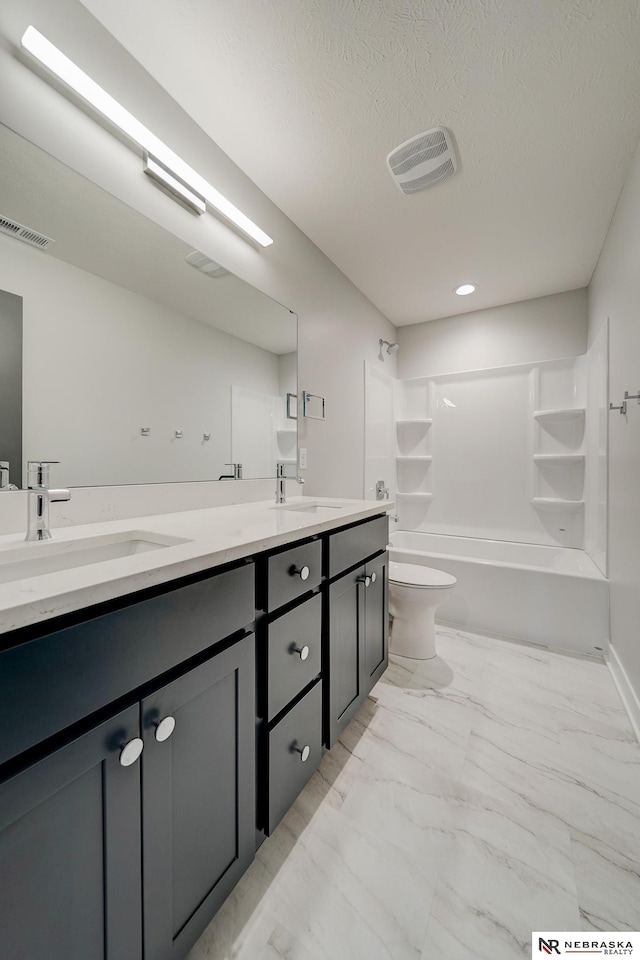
[80,0,640,324]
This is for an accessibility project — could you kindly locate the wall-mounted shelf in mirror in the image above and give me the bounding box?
[0,122,297,488]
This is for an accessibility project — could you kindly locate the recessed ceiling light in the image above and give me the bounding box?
[455,284,476,296]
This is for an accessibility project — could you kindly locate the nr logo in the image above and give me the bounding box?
[538,940,561,955]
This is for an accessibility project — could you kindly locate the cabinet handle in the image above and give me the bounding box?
[290,643,310,661]
[290,564,310,581]
[357,575,371,588]
[119,737,144,767]
[370,571,377,584]
[154,716,176,742]
[291,741,311,762]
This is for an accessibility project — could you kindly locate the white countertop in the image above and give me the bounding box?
[0,497,392,638]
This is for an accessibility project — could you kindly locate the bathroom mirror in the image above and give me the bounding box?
[0,123,297,488]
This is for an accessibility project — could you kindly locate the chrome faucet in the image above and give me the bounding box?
[275,463,304,504]
[218,462,243,480]
[25,461,71,541]
[0,461,18,491]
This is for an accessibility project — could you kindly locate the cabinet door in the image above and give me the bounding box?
[327,564,366,747]
[0,705,142,960]
[364,552,389,691]
[141,634,256,960]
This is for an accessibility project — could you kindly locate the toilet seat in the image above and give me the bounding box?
[389,561,456,589]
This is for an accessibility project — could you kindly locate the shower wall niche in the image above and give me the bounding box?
[530,356,586,543]
[393,377,434,531]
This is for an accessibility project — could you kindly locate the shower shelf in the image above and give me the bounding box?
[533,408,585,422]
[396,456,433,462]
[395,492,433,501]
[533,454,585,464]
[530,497,584,511]
[396,419,432,426]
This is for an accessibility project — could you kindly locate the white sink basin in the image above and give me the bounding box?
[274,500,352,514]
[0,531,190,585]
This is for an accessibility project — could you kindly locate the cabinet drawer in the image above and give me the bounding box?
[327,515,389,579]
[0,562,255,768]
[267,682,322,834]
[267,594,321,721]
[266,539,322,612]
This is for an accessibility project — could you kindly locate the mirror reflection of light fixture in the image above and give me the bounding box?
[379,339,399,358]
[20,26,273,247]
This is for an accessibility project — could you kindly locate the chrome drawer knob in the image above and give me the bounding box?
[291,644,310,661]
[290,564,310,581]
[155,716,176,742]
[119,737,144,767]
[291,741,311,762]
[357,575,371,588]
[370,571,377,584]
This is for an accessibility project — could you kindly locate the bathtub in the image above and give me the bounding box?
[389,531,609,656]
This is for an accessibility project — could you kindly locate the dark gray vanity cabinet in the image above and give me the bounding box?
[0,562,256,960]
[256,538,324,836]
[326,517,389,747]
[0,511,391,960]
[0,705,143,960]
[142,634,255,960]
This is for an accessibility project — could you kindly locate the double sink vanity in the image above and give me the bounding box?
[0,495,390,960]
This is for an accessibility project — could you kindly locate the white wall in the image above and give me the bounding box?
[589,133,640,721]
[0,0,397,499]
[278,353,297,398]
[0,234,281,486]
[584,321,608,575]
[396,290,588,379]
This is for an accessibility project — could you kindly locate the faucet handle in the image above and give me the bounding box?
[27,460,60,488]
[296,476,305,485]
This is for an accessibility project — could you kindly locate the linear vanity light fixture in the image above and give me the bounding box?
[143,153,206,215]
[20,26,274,247]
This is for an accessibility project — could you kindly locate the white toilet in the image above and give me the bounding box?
[388,561,457,659]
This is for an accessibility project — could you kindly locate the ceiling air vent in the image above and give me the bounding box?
[0,215,54,250]
[185,250,230,279]
[387,127,458,195]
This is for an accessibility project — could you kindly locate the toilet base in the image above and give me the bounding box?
[389,607,437,660]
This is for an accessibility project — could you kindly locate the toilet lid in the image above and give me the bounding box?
[389,561,457,588]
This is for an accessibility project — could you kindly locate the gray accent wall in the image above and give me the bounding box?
[0,289,22,488]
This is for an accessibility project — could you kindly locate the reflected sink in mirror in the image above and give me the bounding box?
[273,501,352,514]
[0,531,191,584]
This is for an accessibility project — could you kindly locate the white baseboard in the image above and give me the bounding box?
[606,644,640,743]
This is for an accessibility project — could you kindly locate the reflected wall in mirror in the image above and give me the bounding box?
[0,123,297,488]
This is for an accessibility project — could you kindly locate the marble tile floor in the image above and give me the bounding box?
[187,626,640,960]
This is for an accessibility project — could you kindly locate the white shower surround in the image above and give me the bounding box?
[389,530,609,656]
[392,354,594,549]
